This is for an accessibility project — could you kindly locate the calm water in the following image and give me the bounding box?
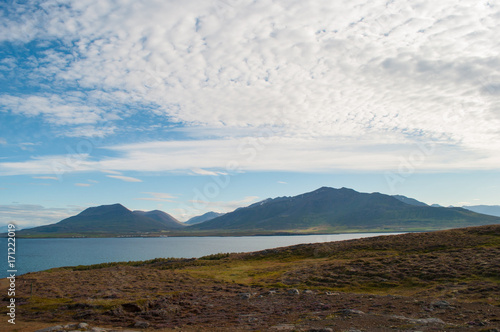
[0,233,399,278]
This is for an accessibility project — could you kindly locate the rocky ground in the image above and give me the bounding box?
[1,224,500,331]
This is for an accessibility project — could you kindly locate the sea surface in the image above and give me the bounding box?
[0,233,400,278]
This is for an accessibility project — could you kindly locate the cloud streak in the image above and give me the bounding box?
[106,175,143,183]
[0,204,83,229]
[135,192,176,202]
[1,136,500,177]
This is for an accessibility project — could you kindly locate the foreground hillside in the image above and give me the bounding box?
[1,225,499,331]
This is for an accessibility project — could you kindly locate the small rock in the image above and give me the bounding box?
[78,322,90,330]
[303,289,315,295]
[90,328,109,332]
[268,290,277,295]
[467,320,487,326]
[63,324,78,330]
[308,328,334,332]
[325,291,339,296]
[414,317,445,324]
[134,321,150,328]
[35,326,64,332]
[432,300,451,308]
[337,309,365,316]
[121,302,143,313]
[238,292,252,299]
[287,288,300,295]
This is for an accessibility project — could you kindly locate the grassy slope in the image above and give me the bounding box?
[182,224,500,299]
[27,224,500,300]
[2,225,499,331]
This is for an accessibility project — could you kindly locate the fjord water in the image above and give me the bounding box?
[0,233,399,278]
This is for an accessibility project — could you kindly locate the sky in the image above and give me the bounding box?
[1,0,499,229]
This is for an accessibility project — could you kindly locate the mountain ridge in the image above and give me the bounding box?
[190,187,500,232]
[17,203,185,236]
[13,187,500,237]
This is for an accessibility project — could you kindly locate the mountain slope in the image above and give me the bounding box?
[185,212,225,225]
[191,187,500,232]
[133,210,185,228]
[392,195,428,206]
[18,204,183,236]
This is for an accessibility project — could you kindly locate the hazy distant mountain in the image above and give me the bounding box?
[185,211,225,225]
[191,187,500,232]
[431,204,443,208]
[18,204,185,236]
[391,195,428,207]
[463,205,500,217]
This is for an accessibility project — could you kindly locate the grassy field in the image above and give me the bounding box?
[1,224,499,331]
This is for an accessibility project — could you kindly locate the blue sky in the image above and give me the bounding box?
[1,0,499,229]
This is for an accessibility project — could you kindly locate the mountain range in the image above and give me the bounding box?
[15,187,500,237]
[17,204,184,236]
[190,187,500,233]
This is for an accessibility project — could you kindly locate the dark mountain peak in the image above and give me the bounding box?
[311,186,358,194]
[316,186,333,191]
[78,203,130,217]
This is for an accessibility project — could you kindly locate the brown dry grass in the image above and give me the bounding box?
[1,224,499,331]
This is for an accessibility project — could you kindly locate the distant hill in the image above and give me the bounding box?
[392,195,428,206]
[17,204,185,236]
[185,212,225,225]
[190,187,500,233]
[463,205,500,217]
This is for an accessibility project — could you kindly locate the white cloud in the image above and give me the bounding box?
[0,94,104,125]
[101,169,122,175]
[0,204,83,229]
[106,175,143,182]
[1,136,500,176]
[75,183,91,187]
[0,138,6,145]
[135,192,176,202]
[33,176,59,180]
[62,125,117,138]
[0,0,499,173]
[191,168,226,176]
